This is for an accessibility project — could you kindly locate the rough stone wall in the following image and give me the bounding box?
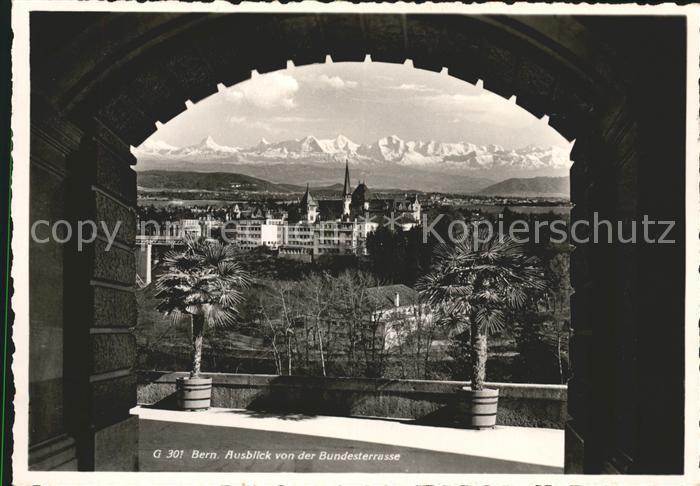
[68,120,139,471]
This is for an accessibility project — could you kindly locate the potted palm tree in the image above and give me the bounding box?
[418,232,545,428]
[155,238,251,411]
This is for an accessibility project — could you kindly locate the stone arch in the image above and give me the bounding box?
[28,12,686,474]
[34,14,623,146]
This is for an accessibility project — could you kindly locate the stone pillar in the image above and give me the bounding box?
[566,115,631,473]
[566,93,684,474]
[61,117,139,471]
[565,134,597,473]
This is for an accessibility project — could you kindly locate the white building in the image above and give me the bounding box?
[278,222,315,259]
[364,284,433,350]
[231,217,286,250]
[180,219,203,239]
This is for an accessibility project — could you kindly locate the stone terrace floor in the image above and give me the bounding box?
[131,406,564,473]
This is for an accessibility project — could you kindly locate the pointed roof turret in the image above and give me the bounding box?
[300,183,317,208]
[343,159,351,197]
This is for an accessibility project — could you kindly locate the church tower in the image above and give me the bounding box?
[300,184,318,224]
[342,160,352,218]
[412,194,421,221]
[230,203,241,220]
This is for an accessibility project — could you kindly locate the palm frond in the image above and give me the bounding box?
[418,231,548,334]
[154,239,252,330]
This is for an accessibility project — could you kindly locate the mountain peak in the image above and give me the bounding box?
[133,134,572,175]
[141,139,179,151]
[200,135,217,146]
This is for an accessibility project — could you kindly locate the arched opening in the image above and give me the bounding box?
[131,60,574,409]
[25,11,686,475]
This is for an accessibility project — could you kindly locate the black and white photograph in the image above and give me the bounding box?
[9,2,700,484]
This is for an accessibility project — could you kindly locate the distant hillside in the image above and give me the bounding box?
[137,170,426,196]
[479,176,570,198]
[137,170,300,193]
[136,164,495,195]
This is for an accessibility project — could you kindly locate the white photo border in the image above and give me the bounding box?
[10,2,700,485]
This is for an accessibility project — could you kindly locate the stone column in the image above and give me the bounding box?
[566,115,628,473]
[565,134,595,474]
[566,94,684,474]
[61,116,139,471]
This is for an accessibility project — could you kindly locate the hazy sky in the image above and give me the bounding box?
[144,61,571,150]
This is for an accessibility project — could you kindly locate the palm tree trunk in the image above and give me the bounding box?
[191,314,205,377]
[470,320,487,390]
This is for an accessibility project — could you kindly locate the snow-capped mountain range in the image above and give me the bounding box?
[133,134,572,174]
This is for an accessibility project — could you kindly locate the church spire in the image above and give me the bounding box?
[343,159,351,197]
[342,159,352,218]
[300,183,315,207]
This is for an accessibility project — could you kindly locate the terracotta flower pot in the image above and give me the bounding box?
[456,387,499,429]
[176,376,212,411]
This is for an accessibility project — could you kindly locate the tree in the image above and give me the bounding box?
[365,226,404,283]
[388,302,439,379]
[512,307,570,384]
[252,281,302,375]
[300,273,333,376]
[517,242,572,384]
[155,238,251,377]
[251,291,284,375]
[417,233,546,390]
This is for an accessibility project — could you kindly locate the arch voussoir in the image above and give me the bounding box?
[62,13,617,149]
